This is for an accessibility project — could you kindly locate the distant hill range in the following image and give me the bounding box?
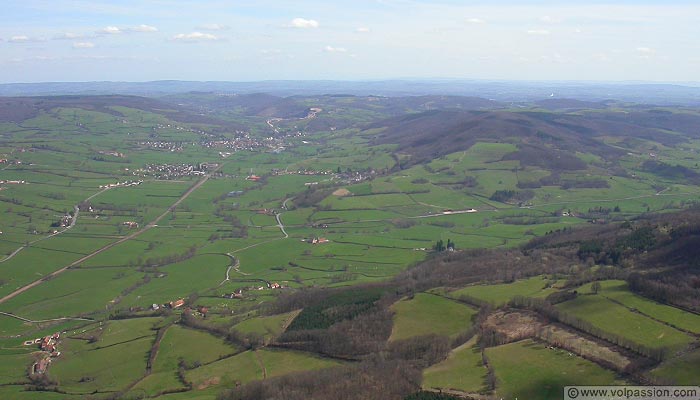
[3,92,700,184]
[1,80,700,104]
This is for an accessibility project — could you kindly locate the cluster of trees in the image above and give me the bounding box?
[293,187,334,209]
[137,245,198,269]
[500,216,560,226]
[220,334,455,400]
[575,225,656,265]
[405,393,463,400]
[432,239,454,252]
[489,189,534,204]
[643,160,700,183]
[560,179,610,190]
[219,358,421,400]
[285,287,387,331]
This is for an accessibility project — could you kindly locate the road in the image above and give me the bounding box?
[274,197,293,238]
[0,187,111,264]
[0,311,92,323]
[0,165,221,305]
[275,212,288,238]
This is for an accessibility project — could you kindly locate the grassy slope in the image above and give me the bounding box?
[390,293,477,341]
[186,348,339,391]
[556,290,694,350]
[422,337,487,393]
[486,339,621,400]
[448,275,559,306]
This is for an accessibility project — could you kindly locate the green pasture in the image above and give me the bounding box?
[422,338,487,393]
[486,339,621,400]
[390,293,477,341]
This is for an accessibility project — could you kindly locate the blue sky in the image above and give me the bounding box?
[1,0,698,83]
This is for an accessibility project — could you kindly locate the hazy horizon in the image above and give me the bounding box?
[2,0,698,83]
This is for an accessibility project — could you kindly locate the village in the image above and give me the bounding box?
[132,162,218,179]
[201,134,273,152]
[98,180,143,189]
[268,167,380,185]
[24,332,61,375]
[138,140,185,152]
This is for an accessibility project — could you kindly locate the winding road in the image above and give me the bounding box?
[0,187,111,264]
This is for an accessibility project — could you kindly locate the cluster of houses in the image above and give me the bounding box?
[303,237,330,245]
[54,214,73,228]
[255,208,275,216]
[25,332,61,375]
[201,135,270,152]
[97,150,125,158]
[99,180,143,189]
[138,141,185,152]
[223,282,284,299]
[148,299,209,318]
[133,163,206,179]
[151,123,211,137]
[151,298,184,311]
[122,221,139,229]
[0,158,22,165]
[268,168,380,185]
[0,179,27,184]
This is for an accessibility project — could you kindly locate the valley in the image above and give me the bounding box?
[1,93,699,399]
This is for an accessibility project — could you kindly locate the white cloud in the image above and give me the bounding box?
[539,16,562,24]
[323,45,347,53]
[8,35,45,43]
[356,27,371,33]
[172,32,218,42]
[466,18,486,24]
[636,47,655,58]
[97,25,157,34]
[197,23,228,31]
[9,35,30,42]
[97,26,122,34]
[129,24,158,32]
[526,29,550,35]
[72,41,95,49]
[288,18,319,29]
[54,32,85,40]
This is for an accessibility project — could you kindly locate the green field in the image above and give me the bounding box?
[650,347,700,385]
[232,310,300,342]
[390,293,477,341]
[556,290,694,351]
[422,338,487,393]
[185,348,340,391]
[486,339,622,400]
[448,275,560,306]
[578,280,700,334]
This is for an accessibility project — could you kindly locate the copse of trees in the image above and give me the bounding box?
[218,358,421,400]
[433,239,454,252]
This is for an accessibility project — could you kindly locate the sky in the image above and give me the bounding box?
[1,0,698,83]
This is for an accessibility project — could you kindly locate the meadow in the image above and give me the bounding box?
[390,293,477,341]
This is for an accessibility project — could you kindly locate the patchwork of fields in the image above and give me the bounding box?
[1,96,700,398]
